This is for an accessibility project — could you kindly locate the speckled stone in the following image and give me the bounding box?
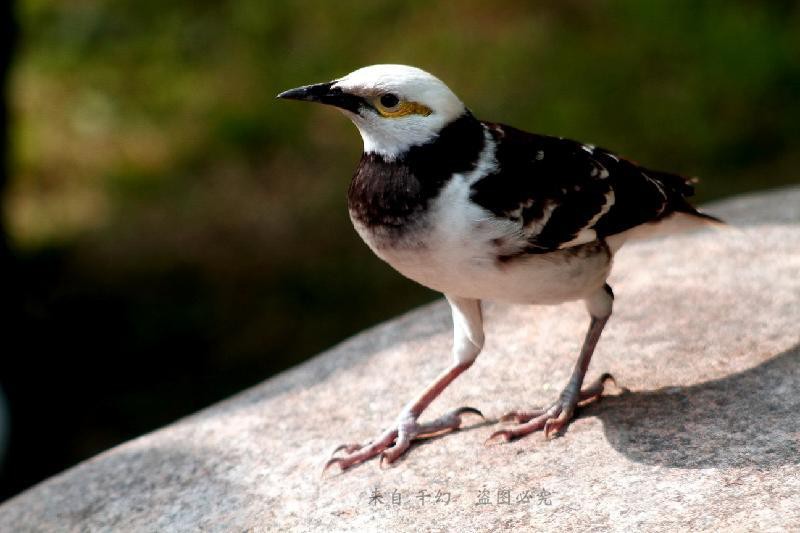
[1,187,799,532]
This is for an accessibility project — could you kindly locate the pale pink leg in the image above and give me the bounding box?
[488,286,616,444]
[324,296,485,473]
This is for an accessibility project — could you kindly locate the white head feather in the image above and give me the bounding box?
[333,64,466,159]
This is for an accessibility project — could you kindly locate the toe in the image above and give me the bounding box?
[543,405,573,438]
[321,429,398,474]
[543,418,562,439]
[321,407,483,473]
[499,409,545,424]
[415,405,485,438]
[381,440,410,465]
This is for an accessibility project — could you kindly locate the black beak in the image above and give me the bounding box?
[276,81,365,114]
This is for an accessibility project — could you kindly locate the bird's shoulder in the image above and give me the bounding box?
[471,120,701,253]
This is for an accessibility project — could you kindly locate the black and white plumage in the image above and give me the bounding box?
[278,65,721,472]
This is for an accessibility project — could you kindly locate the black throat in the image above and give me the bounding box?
[347,112,485,232]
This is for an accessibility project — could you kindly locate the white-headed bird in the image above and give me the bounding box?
[278,64,721,472]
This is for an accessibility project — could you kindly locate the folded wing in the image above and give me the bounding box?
[471,122,716,254]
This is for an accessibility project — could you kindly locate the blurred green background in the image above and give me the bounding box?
[1,0,798,500]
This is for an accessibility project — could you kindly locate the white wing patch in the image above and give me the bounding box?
[560,228,598,248]
[558,189,616,249]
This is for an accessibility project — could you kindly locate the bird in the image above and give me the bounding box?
[277,64,721,473]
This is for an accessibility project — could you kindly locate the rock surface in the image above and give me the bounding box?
[2,187,800,532]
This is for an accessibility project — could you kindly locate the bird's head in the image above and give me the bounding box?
[278,64,466,160]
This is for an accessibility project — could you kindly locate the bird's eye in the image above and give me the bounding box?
[379,93,400,109]
[372,93,431,118]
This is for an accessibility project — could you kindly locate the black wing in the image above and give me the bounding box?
[471,121,713,253]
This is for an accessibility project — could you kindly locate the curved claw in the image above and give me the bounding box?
[454,406,485,421]
[542,419,559,439]
[578,372,626,405]
[598,372,629,394]
[379,452,392,470]
[485,429,513,446]
[322,457,344,476]
[331,443,362,456]
[598,372,615,385]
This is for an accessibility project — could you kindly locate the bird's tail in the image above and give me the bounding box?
[606,171,726,252]
[645,169,726,227]
[606,209,726,252]
[673,201,726,227]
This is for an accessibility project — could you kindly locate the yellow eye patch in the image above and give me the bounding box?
[373,99,432,118]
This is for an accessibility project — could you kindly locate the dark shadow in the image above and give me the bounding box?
[580,343,800,468]
[0,248,440,502]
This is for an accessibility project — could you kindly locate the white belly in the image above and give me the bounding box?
[380,242,611,304]
[350,176,612,304]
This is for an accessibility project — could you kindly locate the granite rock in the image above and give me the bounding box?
[1,187,799,532]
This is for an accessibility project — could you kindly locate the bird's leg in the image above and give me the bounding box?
[488,284,614,444]
[324,295,485,473]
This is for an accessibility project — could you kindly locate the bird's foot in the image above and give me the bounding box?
[486,373,617,444]
[323,406,483,474]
